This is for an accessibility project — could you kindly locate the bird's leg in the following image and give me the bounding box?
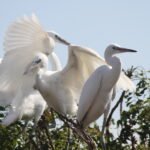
[100,102,111,150]
[102,102,111,135]
[100,125,107,150]
[100,120,107,150]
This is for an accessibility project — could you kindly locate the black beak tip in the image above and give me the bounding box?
[132,50,137,53]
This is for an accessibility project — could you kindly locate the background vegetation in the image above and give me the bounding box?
[0,67,149,150]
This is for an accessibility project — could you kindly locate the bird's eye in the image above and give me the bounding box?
[55,34,58,38]
[112,46,116,50]
[35,58,42,64]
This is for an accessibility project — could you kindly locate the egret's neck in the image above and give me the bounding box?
[104,50,113,65]
[49,52,62,71]
[105,51,122,84]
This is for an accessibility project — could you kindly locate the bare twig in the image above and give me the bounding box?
[106,91,126,136]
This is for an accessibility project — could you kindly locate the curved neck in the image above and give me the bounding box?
[49,52,62,71]
[104,49,113,65]
[105,52,122,84]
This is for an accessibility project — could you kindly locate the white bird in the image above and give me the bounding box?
[77,44,137,128]
[1,53,49,126]
[1,91,47,126]
[0,14,70,106]
[25,44,136,117]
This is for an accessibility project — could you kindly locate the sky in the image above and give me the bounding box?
[0,0,149,70]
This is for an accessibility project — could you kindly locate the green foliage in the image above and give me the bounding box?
[106,67,150,150]
[0,67,149,150]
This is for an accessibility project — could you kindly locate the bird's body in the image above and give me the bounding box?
[1,90,47,126]
[36,70,78,115]
[77,44,137,127]
[21,91,47,121]
[77,60,121,126]
[35,45,103,115]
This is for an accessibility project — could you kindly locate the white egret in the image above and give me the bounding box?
[1,53,49,126]
[0,14,70,105]
[77,44,137,128]
[1,51,62,126]
[25,45,136,117]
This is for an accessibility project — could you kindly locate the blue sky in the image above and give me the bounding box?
[0,0,149,69]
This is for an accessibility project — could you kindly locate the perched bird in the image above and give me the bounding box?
[1,53,48,126]
[1,51,63,126]
[77,44,137,128]
[0,14,70,106]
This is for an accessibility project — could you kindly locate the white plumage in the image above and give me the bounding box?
[34,45,135,116]
[0,15,52,96]
[1,53,49,126]
[0,14,69,101]
[35,45,104,115]
[77,44,137,127]
[0,14,70,126]
[1,90,47,126]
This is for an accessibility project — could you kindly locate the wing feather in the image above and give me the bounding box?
[77,68,102,126]
[4,14,49,52]
[0,14,51,93]
[60,45,106,103]
[117,72,136,92]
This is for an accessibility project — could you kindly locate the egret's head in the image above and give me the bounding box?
[105,44,137,59]
[24,53,48,75]
[47,31,70,46]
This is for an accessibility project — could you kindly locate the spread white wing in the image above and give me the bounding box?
[116,72,136,92]
[4,14,49,52]
[61,45,135,105]
[77,68,103,127]
[0,14,51,94]
[60,45,105,103]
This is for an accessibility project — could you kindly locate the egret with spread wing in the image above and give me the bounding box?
[0,14,70,104]
[77,44,137,128]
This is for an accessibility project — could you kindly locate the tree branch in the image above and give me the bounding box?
[53,110,97,150]
[106,91,126,134]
